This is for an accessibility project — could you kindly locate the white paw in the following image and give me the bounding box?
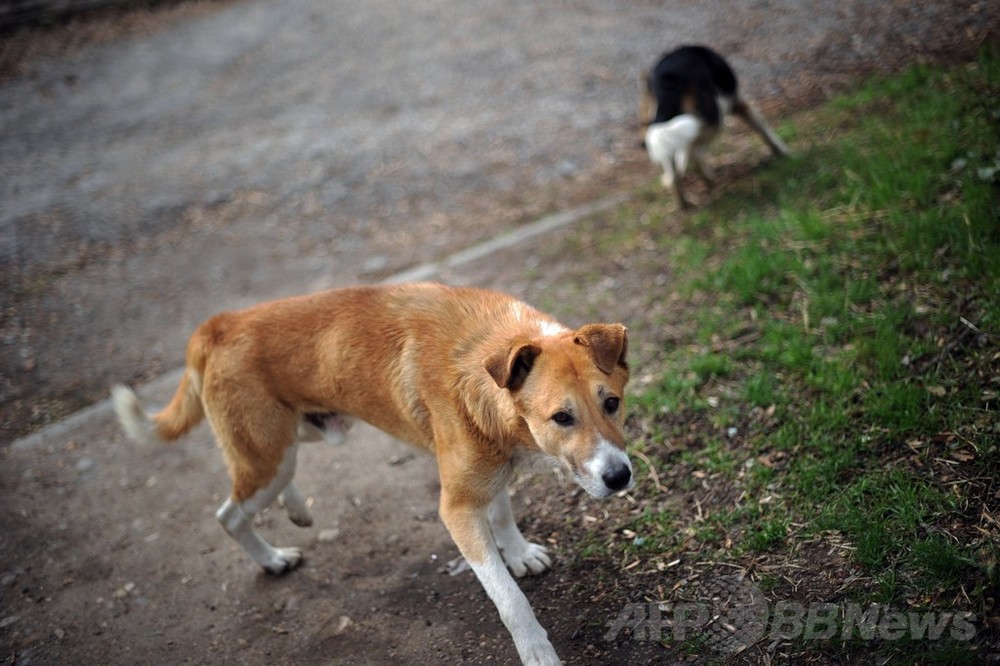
[517,637,561,666]
[502,542,552,578]
[262,547,303,575]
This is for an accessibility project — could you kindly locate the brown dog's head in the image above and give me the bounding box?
[485,323,632,498]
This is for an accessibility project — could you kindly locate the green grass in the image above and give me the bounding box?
[618,47,1000,660]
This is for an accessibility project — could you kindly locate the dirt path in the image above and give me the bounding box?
[1,0,997,664]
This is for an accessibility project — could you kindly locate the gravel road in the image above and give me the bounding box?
[3,0,994,443]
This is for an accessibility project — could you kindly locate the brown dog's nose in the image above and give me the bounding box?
[602,464,631,491]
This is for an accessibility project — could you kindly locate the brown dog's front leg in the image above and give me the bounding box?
[439,489,560,666]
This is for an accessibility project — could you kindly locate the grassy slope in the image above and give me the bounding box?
[527,47,999,664]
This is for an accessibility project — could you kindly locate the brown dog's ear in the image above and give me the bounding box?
[574,324,628,374]
[484,342,542,390]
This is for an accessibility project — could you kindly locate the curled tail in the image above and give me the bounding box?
[112,325,210,444]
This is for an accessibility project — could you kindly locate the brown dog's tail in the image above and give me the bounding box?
[112,327,210,445]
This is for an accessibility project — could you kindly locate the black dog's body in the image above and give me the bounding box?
[641,45,788,208]
[647,45,737,127]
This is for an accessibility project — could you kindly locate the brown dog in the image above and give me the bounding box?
[112,282,632,665]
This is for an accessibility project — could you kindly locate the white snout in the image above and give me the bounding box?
[576,439,634,499]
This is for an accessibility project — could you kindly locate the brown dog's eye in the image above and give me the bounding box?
[604,396,620,414]
[551,411,575,427]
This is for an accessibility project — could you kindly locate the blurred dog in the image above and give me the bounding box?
[641,45,789,208]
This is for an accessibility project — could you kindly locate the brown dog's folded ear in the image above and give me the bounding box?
[574,324,628,374]
[484,341,542,391]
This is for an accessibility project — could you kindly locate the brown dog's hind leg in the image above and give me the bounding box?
[207,387,305,573]
[215,441,304,574]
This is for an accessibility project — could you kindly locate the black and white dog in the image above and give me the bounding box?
[641,45,789,208]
